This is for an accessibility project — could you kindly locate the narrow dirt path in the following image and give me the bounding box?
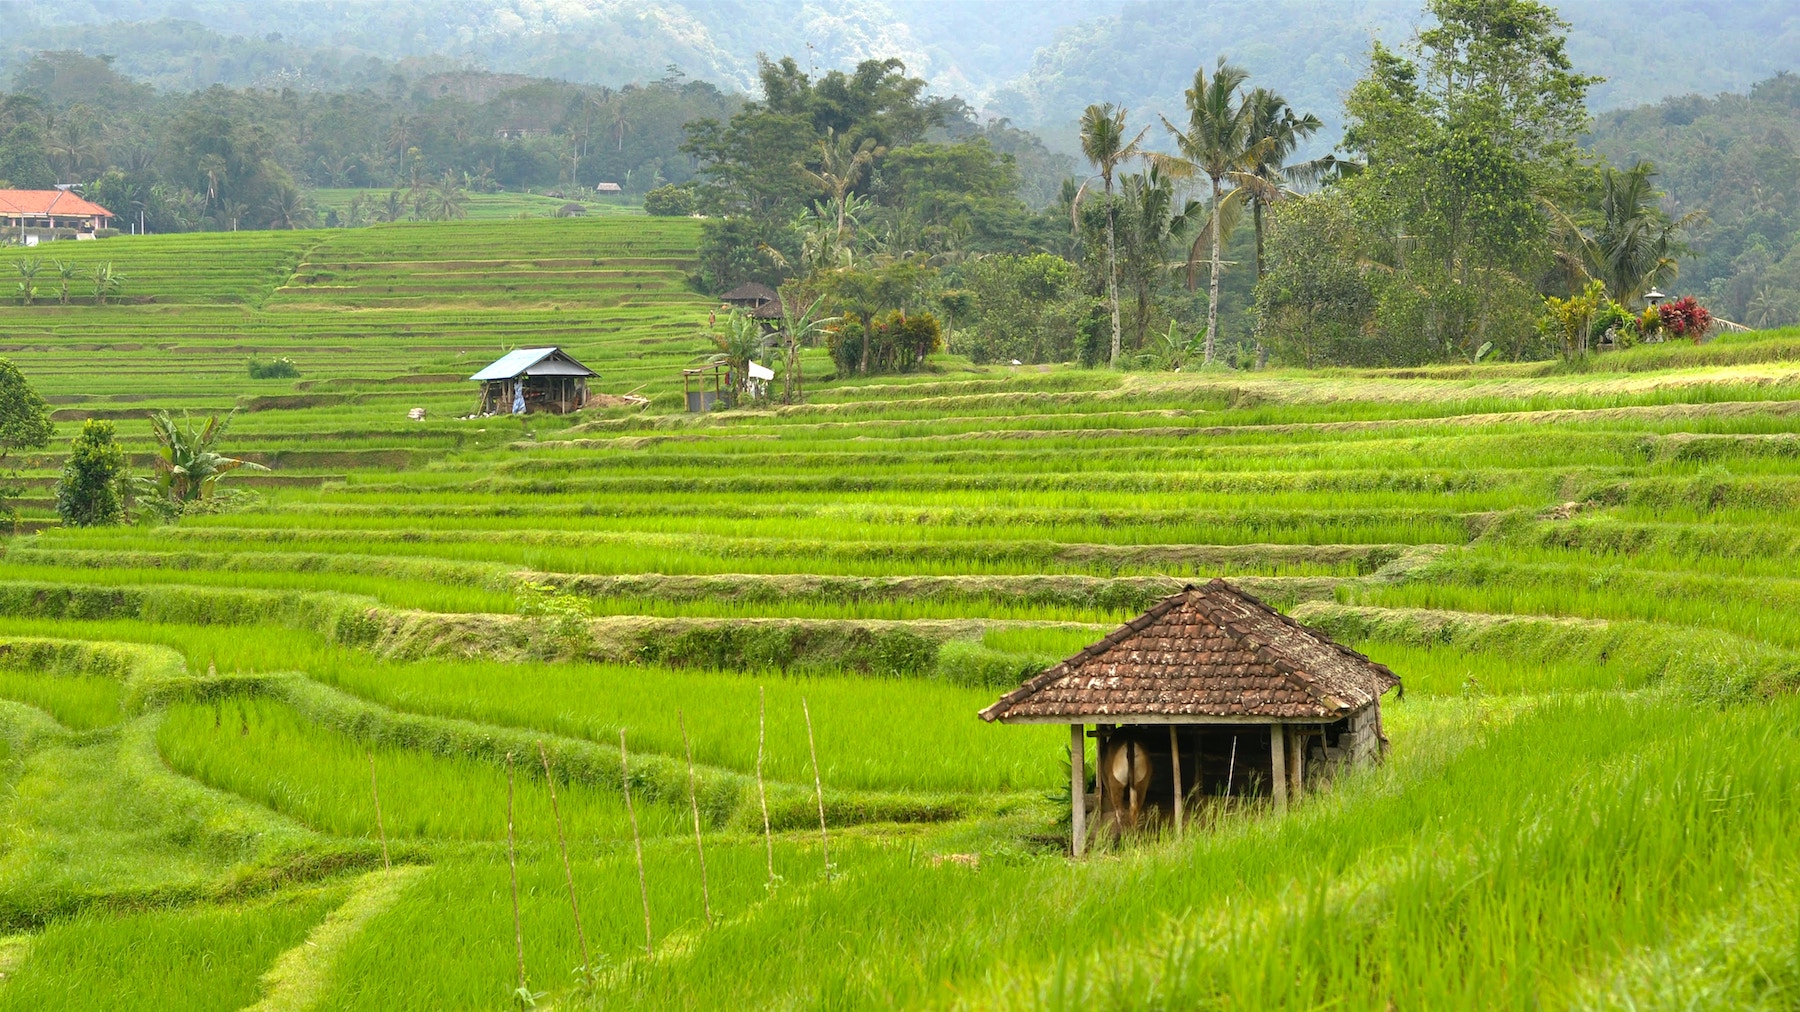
[241,864,427,1012]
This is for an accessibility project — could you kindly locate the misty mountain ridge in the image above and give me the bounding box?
[7,0,1799,146]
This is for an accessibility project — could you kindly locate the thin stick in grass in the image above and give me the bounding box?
[506,752,526,998]
[802,696,829,877]
[678,708,711,924]
[620,728,653,956]
[369,746,390,869]
[756,685,774,891]
[538,743,592,984]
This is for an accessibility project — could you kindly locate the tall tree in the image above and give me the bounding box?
[1154,58,1262,365]
[1239,88,1324,281]
[798,128,882,256]
[1118,165,1201,351]
[1074,103,1147,367]
[1336,0,1598,362]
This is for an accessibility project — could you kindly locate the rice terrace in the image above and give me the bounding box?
[0,211,1790,1010]
[0,0,1799,1008]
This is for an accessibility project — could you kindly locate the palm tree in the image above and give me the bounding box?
[1588,162,1702,306]
[51,260,86,305]
[14,259,46,306]
[1074,103,1148,367]
[773,291,839,404]
[423,171,469,221]
[264,186,314,230]
[144,410,269,503]
[50,106,101,183]
[217,199,250,233]
[1118,165,1201,349]
[1545,161,1701,308]
[1747,285,1787,330]
[608,101,633,152]
[703,311,773,406]
[317,154,357,188]
[799,129,883,257]
[1153,58,1264,365]
[197,154,228,210]
[1238,88,1324,281]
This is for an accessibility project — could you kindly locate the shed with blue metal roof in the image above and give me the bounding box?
[470,347,595,415]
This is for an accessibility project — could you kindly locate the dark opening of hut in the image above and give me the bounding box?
[469,347,596,415]
[979,579,1400,855]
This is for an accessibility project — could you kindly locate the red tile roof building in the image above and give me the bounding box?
[0,190,115,234]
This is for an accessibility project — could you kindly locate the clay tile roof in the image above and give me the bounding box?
[0,190,114,218]
[979,578,1401,723]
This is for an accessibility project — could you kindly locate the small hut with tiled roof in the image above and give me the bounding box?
[980,579,1400,855]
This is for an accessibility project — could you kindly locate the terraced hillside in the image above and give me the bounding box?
[0,217,714,525]
[0,221,1796,1010]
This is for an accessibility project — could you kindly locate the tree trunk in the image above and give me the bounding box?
[1106,212,1122,367]
[1204,176,1224,365]
[1252,200,1266,367]
[1253,199,1265,281]
[857,312,872,374]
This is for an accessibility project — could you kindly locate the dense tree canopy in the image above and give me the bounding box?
[0,52,739,230]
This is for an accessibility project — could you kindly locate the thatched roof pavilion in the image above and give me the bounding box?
[719,281,782,320]
[981,579,1400,854]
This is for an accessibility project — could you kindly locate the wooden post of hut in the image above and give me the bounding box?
[979,579,1401,854]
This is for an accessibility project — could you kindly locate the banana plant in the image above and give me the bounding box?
[144,410,269,503]
[52,260,87,305]
[91,263,125,305]
[12,259,43,306]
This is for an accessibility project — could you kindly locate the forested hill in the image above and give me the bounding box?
[995,1,1800,147]
[0,0,1113,99]
[7,1,1800,141]
[1587,73,1800,329]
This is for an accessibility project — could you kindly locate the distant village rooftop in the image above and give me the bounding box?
[0,189,114,235]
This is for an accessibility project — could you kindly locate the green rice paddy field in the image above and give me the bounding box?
[0,217,1796,1010]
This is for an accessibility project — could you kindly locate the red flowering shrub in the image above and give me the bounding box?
[1657,296,1712,341]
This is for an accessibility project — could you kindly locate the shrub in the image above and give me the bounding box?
[54,419,128,527]
[1658,295,1712,341]
[247,357,301,379]
[643,184,698,216]
[825,311,942,375]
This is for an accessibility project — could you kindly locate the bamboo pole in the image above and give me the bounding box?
[801,696,830,876]
[506,752,526,997]
[1169,726,1183,838]
[1226,735,1238,798]
[368,747,390,869]
[537,743,592,983]
[678,708,711,924]
[756,686,774,891]
[620,729,652,956]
